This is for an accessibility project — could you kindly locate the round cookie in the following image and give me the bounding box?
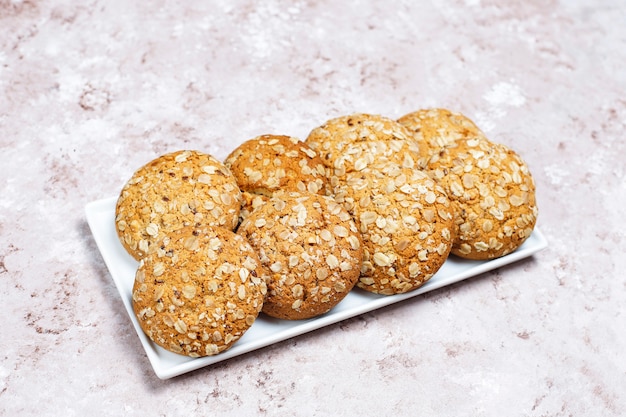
[115,150,242,260]
[398,108,487,169]
[237,191,363,320]
[428,136,538,260]
[333,164,455,295]
[304,113,420,181]
[224,134,330,197]
[131,226,268,357]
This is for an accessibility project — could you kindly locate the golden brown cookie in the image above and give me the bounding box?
[237,191,363,320]
[428,136,538,260]
[224,135,330,197]
[115,150,242,260]
[398,108,486,169]
[131,226,268,357]
[333,164,455,295]
[304,113,420,181]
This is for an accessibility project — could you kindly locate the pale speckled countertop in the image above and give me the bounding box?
[1,0,625,416]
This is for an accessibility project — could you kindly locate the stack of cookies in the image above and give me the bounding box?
[114,109,538,357]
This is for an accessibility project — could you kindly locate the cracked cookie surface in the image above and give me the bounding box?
[428,136,538,259]
[131,226,267,357]
[334,164,455,294]
[237,191,363,320]
[225,134,330,197]
[398,108,486,169]
[115,150,242,260]
[305,113,420,182]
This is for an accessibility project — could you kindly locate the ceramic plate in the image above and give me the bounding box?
[85,197,547,379]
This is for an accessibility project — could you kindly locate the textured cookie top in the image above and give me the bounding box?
[428,137,538,260]
[398,108,487,169]
[237,191,363,320]
[115,150,242,260]
[224,134,330,197]
[131,226,268,357]
[238,191,269,227]
[305,113,420,180]
[333,164,455,295]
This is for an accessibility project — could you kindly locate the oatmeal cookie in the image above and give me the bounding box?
[224,134,330,197]
[237,191,363,320]
[428,136,538,260]
[115,150,242,260]
[131,226,268,357]
[334,164,455,295]
[398,108,486,169]
[304,113,420,181]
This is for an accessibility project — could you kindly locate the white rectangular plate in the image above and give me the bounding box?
[86,197,547,379]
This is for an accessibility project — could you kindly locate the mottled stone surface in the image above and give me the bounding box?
[1,0,625,415]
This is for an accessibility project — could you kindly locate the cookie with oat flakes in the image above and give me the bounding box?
[304,113,421,182]
[115,150,242,260]
[398,108,487,170]
[131,226,267,357]
[237,191,269,228]
[224,134,330,197]
[428,136,538,260]
[237,191,363,320]
[333,164,455,295]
